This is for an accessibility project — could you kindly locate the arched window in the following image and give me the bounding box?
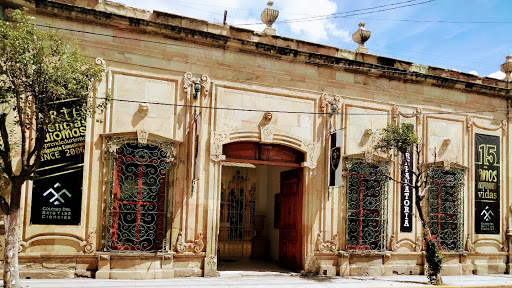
[105,142,171,251]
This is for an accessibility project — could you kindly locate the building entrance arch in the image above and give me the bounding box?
[218,142,304,271]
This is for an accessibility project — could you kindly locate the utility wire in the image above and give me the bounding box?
[93,97,509,117]
[4,20,507,89]
[236,0,435,25]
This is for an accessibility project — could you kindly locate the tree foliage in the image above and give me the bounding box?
[373,122,443,285]
[0,9,109,288]
[373,122,419,156]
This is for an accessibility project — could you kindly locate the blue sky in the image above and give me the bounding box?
[113,0,512,78]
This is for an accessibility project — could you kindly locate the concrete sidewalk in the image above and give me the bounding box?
[10,272,512,288]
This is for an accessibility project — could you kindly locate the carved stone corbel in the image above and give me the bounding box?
[415,107,423,124]
[210,132,228,161]
[301,141,319,168]
[183,72,210,100]
[391,104,399,122]
[84,231,95,254]
[316,233,338,252]
[501,120,508,135]
[389,234,398,252]
[414,236,422,252]
[465,234,475,253]
[320,93,342,114]
[176,232,204,253]
[466,116,474,131]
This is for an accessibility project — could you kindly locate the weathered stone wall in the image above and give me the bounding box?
[0,0,509,279]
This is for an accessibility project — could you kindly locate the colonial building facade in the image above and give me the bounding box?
[1,0,511,279]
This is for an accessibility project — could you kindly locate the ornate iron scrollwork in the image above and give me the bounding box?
[427,166,465,252]
[103,138,176,252]
[345,157,389,251]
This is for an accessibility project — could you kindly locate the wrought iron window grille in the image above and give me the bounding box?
[103,137,176,252]
[345,157,389,251]
[427,165,465,252]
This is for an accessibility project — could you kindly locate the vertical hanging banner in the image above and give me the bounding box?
[30,99,86,225]
[400,147,413,232]
[475,133,500,234]
[329,129,344,187]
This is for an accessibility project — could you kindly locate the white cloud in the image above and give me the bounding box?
[468,71,478,76]
[277,0,338,42]
[325,23,351,43]
[488,71,505,79]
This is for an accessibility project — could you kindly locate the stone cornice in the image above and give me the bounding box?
[2,0,509,98]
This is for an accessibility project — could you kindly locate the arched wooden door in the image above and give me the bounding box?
[222,142,304,270]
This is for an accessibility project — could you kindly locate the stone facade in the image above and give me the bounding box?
[0,0,511,279]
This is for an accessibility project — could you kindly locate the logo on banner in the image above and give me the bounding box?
[481,206,494,221]
[331,146,341,171]
[43,183,71,205]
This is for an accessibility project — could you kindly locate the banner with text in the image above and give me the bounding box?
[30,99,86,225]
[475,133,500,234]
[400,147,413,232]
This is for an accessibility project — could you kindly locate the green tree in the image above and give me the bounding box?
[0,10,108,288]
[373,123,443,285]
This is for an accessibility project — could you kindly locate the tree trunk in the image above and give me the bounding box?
[3,181,22,288]
[3,208,20,288]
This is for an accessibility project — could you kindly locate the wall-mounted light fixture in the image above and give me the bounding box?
[193,81,202,100]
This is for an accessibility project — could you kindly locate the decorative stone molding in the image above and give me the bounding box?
[183,72,210,100]
[389,235,398,252]
[137,129,149,144]
[95,57,106,66]
[301,141,318,169]
[104,135,177,163]
[19,233,95,253]
[260,125,273,143]
[320,93,342,114]
[210,132,229,161]
[316,233,338,252]
[465,235,475,253]
[465,116,507,134]
[467,116,474,131]
[415,236,422,252]
[176,232,204,253]
[84,231,95,254]
[391,104,399,122]
[263,112,273,122]
[205,254,217,270]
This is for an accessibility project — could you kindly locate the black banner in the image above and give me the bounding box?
[30,100,86,225]
[400,147,413,232]
[329,130,343,187]
[475,133,500,234]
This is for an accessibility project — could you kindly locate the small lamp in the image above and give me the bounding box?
[193,81,202,100]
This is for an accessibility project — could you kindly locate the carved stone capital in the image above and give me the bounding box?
[176,232,205,253]
[316,232,338,252]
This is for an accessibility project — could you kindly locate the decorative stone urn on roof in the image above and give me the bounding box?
[261,1,279,35]
[352,22,371,53]
[501,55,512,81]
